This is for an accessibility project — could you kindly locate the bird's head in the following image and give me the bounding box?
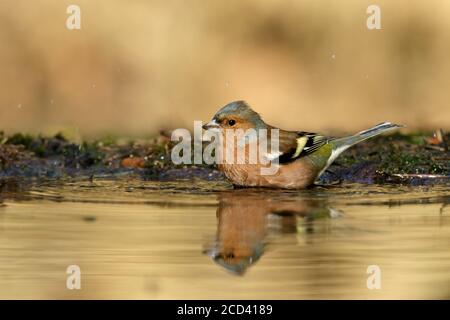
[203,101,266,132]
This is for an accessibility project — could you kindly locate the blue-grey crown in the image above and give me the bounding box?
[214,100,264,128]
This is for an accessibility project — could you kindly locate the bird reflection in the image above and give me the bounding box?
[204,190,339,275]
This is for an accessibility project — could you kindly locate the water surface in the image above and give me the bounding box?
[0,179,449,299]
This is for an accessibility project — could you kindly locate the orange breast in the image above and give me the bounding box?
[219,158,320,189]
[216,131,321,189]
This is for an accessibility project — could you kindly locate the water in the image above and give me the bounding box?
[0,179,449,299]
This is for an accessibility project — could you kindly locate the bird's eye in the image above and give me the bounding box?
[228,119,236,126]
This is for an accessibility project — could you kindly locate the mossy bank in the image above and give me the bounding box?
[0,130,448,187]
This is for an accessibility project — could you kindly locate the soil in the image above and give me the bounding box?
[0,130,448,187]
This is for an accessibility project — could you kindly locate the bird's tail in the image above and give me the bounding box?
[315,122,403,179]
[325,121,404,167]
[332,122,404,149]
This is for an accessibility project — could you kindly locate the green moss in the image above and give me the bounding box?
[330,131,449,179]
[95,135,119,147]
[385,132,427,145]
[6,133,35,148]
[1,130,448,183]
[379,149,446,174]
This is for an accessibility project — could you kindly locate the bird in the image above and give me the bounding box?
[202,100,403,189]
[204,190,335,275]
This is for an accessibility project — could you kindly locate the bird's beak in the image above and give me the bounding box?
[202,119,220,130]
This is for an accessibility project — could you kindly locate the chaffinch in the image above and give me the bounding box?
[204,191,335,275]
[203,100,402,189]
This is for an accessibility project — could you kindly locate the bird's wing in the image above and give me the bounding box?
[275,131,330,164]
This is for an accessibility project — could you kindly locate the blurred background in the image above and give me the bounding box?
[0,0,449,138]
